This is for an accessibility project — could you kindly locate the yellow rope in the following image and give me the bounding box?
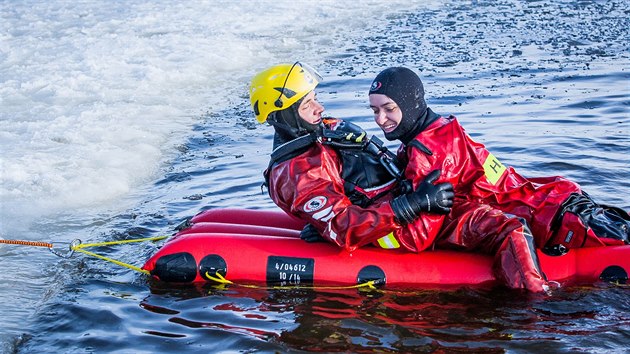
[73,235,168,249]
[271,280,378,291]
[72,248,150,274]
[69,236,168,274]
[205,271,378,291]
[205,272,234,284]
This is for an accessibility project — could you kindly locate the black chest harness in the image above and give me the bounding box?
[263,126,405,207]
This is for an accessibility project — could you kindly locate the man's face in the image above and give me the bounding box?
[297,91,324,125]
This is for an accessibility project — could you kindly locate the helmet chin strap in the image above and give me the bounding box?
[294,112,319,135]
[268,97,318,142]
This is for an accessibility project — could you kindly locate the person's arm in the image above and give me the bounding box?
[270,145,453,252]
[269,145,399,251]
[394,119,466,252]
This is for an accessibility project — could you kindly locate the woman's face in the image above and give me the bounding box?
[298,91,324,125]
[369,93,402,134]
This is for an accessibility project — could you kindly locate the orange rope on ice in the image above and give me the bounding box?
[0,236,169,271]
[0,239,53,248]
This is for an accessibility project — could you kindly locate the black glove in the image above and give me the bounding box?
[390,170,454,224]
[300,223,326,243]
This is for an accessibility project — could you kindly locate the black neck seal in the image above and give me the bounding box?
[268,96,320,146]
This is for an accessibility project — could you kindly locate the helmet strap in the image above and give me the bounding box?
[268,96,318,142]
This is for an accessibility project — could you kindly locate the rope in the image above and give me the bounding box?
[73,235,168,249]
[271,280,378,291]
[0,239,53,248]
[0,235,168,274]
[205,272,234,284]
[72,248,150,275]
[204,271,379,291]
[68,236,168,274]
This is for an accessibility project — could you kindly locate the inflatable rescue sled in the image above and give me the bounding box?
[143,208,630,288]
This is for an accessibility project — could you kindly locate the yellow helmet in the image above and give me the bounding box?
[249,62,322,123]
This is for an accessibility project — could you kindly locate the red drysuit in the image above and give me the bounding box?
[267,142,402,251]
[266,115,621,291]
[397,115,584,290]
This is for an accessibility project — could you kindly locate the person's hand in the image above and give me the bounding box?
[390,170,454,224]
[411,169,454,214]
[300,223,326,243]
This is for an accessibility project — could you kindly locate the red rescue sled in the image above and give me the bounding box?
[143,208,629,289]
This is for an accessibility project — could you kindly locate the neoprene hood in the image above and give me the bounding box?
[369,67,428,143]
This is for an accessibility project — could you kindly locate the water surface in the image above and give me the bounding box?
[1,1,628,352]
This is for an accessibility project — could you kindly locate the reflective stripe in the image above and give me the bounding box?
[482,152,506,185]
[329,229,338,241]
[376,233,400,249]
[362,178,397,193]
[313,205,334,221]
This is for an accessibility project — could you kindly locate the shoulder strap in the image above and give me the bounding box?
[270,132,318,165]
[262,133,318,193]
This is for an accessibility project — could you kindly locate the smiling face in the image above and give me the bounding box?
[369,93,402,134]
[297,90,324,125]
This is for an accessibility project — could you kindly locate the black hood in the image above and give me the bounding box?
[268,96,320,146]
[369,67,430,144]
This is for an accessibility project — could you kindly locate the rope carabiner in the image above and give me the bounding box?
[49,239,81,258]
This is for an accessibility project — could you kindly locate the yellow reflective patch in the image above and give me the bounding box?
[376,233,400,249]
[482,153,506,185]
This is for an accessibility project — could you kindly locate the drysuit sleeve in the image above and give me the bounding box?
[395,118,480,252]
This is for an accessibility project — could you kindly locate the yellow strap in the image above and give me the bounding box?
[68,235,169,275]
[73,235,168,249]
[376,233,400,249]
[72,248,150,275]
[343,132,366,143]
[204,271,377,291]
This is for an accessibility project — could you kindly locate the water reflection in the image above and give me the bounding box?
[131,282,627,352]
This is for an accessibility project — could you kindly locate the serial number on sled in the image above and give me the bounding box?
[274,262,308,273]
[266,256,314,286]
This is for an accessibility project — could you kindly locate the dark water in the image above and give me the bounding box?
[13,1,630,353]
[16,282,630,353]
